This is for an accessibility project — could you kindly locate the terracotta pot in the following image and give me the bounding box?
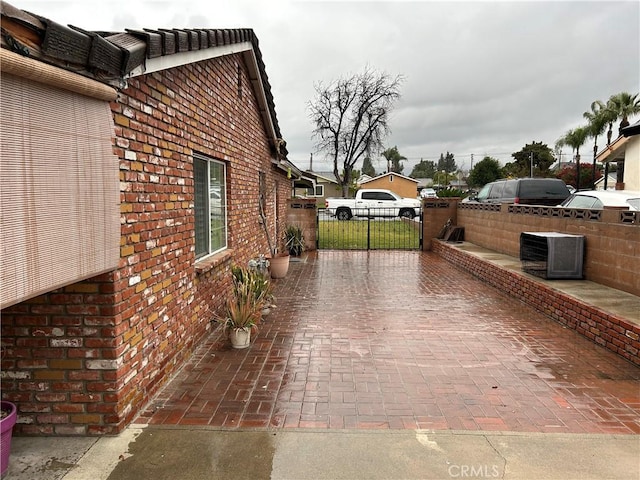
[1,401,17,476]
[269,254,290,278]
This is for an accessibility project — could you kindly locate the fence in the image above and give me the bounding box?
[317,207,422,250]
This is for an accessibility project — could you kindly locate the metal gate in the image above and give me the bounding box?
[316,207,422,250]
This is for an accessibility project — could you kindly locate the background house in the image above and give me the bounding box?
[594,173,618,191]
[0,1,299,435]
[596,120,640,191]
[305,171,342,203]
[360,172,419,198]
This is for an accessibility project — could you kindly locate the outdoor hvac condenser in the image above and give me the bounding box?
[519,232,585,279]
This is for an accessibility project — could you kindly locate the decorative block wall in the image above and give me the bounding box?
[457,203,640,296]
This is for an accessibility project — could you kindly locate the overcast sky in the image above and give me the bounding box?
[12,0,640,174]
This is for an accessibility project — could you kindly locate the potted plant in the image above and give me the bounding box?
[1,401,17,476]
[218,277,262,349]
[259,195,290,278]
[285,224,305,257]
[216,267,267,348]
[233,265,275,317]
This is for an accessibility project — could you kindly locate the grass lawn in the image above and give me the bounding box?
[318,219,421,249]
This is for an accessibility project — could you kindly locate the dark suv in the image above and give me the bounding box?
[469,178,571,206]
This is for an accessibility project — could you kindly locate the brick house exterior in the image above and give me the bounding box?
[1,3,299,435]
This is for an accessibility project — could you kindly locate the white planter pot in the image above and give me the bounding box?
[229,328,251,349]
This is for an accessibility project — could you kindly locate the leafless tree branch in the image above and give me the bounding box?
[308,67,403,196]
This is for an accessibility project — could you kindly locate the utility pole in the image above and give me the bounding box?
[470,153,474,171]
[530,152,534,178]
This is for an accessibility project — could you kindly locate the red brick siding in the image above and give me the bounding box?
[0,274,121,435]
[433,240,640,367]
[0,53,289,435]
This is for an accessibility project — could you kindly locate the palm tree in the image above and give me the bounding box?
[556,126,589,190]
[381,146,406,174]
[583,101,608,188]
[606,92,640,141]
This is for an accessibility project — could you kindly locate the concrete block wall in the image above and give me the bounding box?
[457,204,640,296]
[433,240,640,367]
[0,54,289,435]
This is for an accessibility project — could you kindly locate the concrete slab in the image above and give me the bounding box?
[8,427,638,480]
[4,436,96,480]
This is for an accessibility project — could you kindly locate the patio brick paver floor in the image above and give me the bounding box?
[135,251,640,434]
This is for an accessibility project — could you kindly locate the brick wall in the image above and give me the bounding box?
[433,240,640,366]
[287,198,317,252]
[421,198,460,250]
[0,53,290,435]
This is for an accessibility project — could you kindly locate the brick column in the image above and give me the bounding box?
[422,198,460,251]
[286,198,317,252]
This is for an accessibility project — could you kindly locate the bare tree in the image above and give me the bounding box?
[308,68,403,196]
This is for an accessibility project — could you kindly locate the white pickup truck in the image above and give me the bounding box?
[325,189,421,220]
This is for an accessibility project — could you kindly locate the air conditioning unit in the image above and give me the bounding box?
[519,232,585,279]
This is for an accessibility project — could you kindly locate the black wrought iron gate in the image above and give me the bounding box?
[316,207,423,250]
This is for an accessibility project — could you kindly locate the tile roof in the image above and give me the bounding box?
[622,119,640,137]
[0,0,286,155]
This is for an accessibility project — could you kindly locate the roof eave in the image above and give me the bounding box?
[596,136,629,163]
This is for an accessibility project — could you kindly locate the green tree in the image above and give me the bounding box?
[362,156,376,177]
[607,91,640,138]
[381,146,405,174]
[466,156,503,188]
[583,100,609,188]
[556,163,602,190]
[308,67,403,196]
[437,152,457,173]
[556,126,589,190]
[409,158,436,178]
[505,142,556,178]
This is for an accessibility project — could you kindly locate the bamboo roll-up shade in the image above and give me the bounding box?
[1,73,120,309]
[0,49,118,102]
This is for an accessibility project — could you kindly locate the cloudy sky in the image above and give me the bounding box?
[12,0,640,174]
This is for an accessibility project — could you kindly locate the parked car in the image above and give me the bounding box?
[559,190,640,211]
[465,178,571,206]
[419,188,437,199]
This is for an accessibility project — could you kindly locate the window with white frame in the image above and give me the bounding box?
[314,184,324,197]
[194,154,227,259]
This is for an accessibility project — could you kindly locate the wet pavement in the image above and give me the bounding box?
[6,249,640,480]
[135,251,640,435]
